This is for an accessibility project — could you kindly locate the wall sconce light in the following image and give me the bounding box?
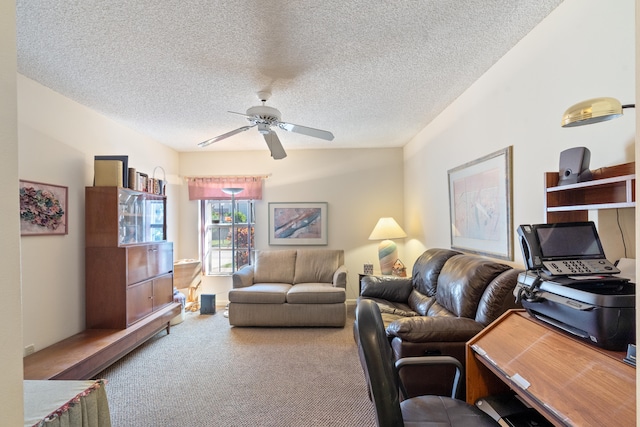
[368,217,407,275]
[561,97,635,127]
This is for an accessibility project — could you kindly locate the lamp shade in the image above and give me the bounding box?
[561,97,634,127]
[369,218,407,275]
[368,217,407,240]
[221,187,244,195]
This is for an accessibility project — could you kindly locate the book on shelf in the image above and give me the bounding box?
[94,155,128,188]
[137,172,149,192]
[119,168,166,195]
[94,159,123,187]
[127,168,137,190]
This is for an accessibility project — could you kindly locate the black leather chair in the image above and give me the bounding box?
[355,299,497,426]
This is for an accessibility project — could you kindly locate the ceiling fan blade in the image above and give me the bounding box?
[263,131,287,160]
[278,121,334,141]
[228,110,252,118]
[197,125,255,147]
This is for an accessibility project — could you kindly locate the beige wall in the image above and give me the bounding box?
[178,148,404,302]
[403,0,636,268]
[1,1,24,424]
[18,75,181,350]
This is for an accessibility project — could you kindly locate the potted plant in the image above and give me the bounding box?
[212,212,220,223]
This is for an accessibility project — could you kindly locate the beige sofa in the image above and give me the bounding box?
[229,249,347,327]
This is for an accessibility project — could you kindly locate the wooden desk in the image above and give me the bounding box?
[466,310,635,426]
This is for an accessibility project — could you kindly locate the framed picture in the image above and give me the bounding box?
[269,202,328,245]
[19,180,68,236]
[447,146,513,260]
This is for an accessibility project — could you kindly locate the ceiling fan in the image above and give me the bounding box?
[197,91,334,159]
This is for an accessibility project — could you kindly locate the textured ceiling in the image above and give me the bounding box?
[17,0,564,155]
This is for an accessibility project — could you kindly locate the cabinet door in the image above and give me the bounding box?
[147,243,173,279]
[127,242,173,285]
[126,280,153,326]
[153,273,174,310]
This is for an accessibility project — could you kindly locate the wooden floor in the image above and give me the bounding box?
[24,303,181,380]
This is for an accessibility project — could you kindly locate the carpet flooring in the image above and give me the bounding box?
[97,308,377,426]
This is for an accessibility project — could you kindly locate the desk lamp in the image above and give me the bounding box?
[561,97,635,127]
[368,217,407,275]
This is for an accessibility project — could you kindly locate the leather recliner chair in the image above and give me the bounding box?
[357,248,522,399]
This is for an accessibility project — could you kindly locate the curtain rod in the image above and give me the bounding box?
[182,174,271,181]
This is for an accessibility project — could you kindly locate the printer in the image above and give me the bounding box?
[515,222,635,351]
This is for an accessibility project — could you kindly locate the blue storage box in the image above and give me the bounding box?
[200,294,216,314]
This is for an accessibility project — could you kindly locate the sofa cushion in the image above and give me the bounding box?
[475,268,522,325]
[411,248,461,296]
[254,250,297,284]
[228,283,292,304]
[361,297,418,318]
[293,249,344,284]
[287,283,346,304]
[361,276,413,302]
[407,289,436,316]
[435,254,511,318]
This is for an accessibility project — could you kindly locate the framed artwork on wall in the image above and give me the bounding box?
[268,202,328,245]
[19,180,68,236]
[447,146,513,260]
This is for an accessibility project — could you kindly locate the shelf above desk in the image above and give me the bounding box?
[544,161,635,223]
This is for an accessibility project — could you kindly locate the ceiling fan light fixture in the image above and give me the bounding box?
[257,123,271,135]
[561,97,634,127]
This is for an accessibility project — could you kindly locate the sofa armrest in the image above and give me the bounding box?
[332,265,348,288]
[386,316,484,343]
[232,264,254,288]
[360,275,413,302]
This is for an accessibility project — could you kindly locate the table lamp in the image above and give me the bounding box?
[368,217,407,275]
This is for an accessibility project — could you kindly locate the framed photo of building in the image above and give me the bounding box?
[268,202,328,245]
[447,146,513,260]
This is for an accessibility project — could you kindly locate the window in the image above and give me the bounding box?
[201,199,255,275]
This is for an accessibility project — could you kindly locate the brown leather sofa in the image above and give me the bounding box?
[357,248,522,399]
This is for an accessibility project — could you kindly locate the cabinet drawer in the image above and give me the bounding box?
[126,242,173,285]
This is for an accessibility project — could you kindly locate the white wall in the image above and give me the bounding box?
[403,0,636,269]
[178,148,405,302]
[18,75,181,351]
[0,1,25,424]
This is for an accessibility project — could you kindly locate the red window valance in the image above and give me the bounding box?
[187,176,265,200]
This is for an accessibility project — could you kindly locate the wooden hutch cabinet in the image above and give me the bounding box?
[85,187,174,329]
